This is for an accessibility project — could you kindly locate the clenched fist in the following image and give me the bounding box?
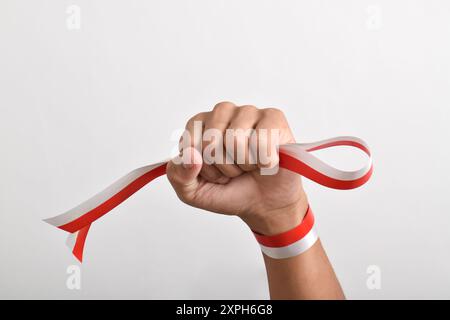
[166,102,308,235]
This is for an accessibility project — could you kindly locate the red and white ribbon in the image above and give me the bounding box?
[44,136,372,262]
[253,206,317,259]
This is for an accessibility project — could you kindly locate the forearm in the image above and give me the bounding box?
[263,240,345,300]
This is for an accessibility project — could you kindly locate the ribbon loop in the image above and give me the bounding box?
[279,136,372,190]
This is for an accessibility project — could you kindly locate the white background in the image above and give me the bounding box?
[1,0,449,299]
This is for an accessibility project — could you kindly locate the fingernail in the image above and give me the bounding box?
[182,162,194,169]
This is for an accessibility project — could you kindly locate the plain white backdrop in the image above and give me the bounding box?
[1,0,449,299]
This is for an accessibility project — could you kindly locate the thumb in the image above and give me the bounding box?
[166,147,203,201]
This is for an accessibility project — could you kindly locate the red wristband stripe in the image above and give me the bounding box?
[252,206,314,248]
[252,207,318,259]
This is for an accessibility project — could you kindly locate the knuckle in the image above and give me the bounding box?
[237,105,257,114]
[213,101,235,113]
[186,112,206,128]
[262,107,284,117]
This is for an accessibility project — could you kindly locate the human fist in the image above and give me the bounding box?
[166,102,308,235]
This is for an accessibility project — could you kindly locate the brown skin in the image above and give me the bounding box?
[166,101,345,300]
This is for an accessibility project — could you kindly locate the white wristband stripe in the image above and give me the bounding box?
[259,226,319,259]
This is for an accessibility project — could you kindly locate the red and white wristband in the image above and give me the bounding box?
[252,206,317,259]
[44,136,372,262]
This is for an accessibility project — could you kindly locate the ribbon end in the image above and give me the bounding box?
[72,249,84,263]
[66,232,84,262]
[62,226,90,263]
[69,224,91,264]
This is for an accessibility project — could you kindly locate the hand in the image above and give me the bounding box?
[166,102,308,235]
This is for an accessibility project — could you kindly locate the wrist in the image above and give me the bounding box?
[241,192,309,236]
[252,204,318,260]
